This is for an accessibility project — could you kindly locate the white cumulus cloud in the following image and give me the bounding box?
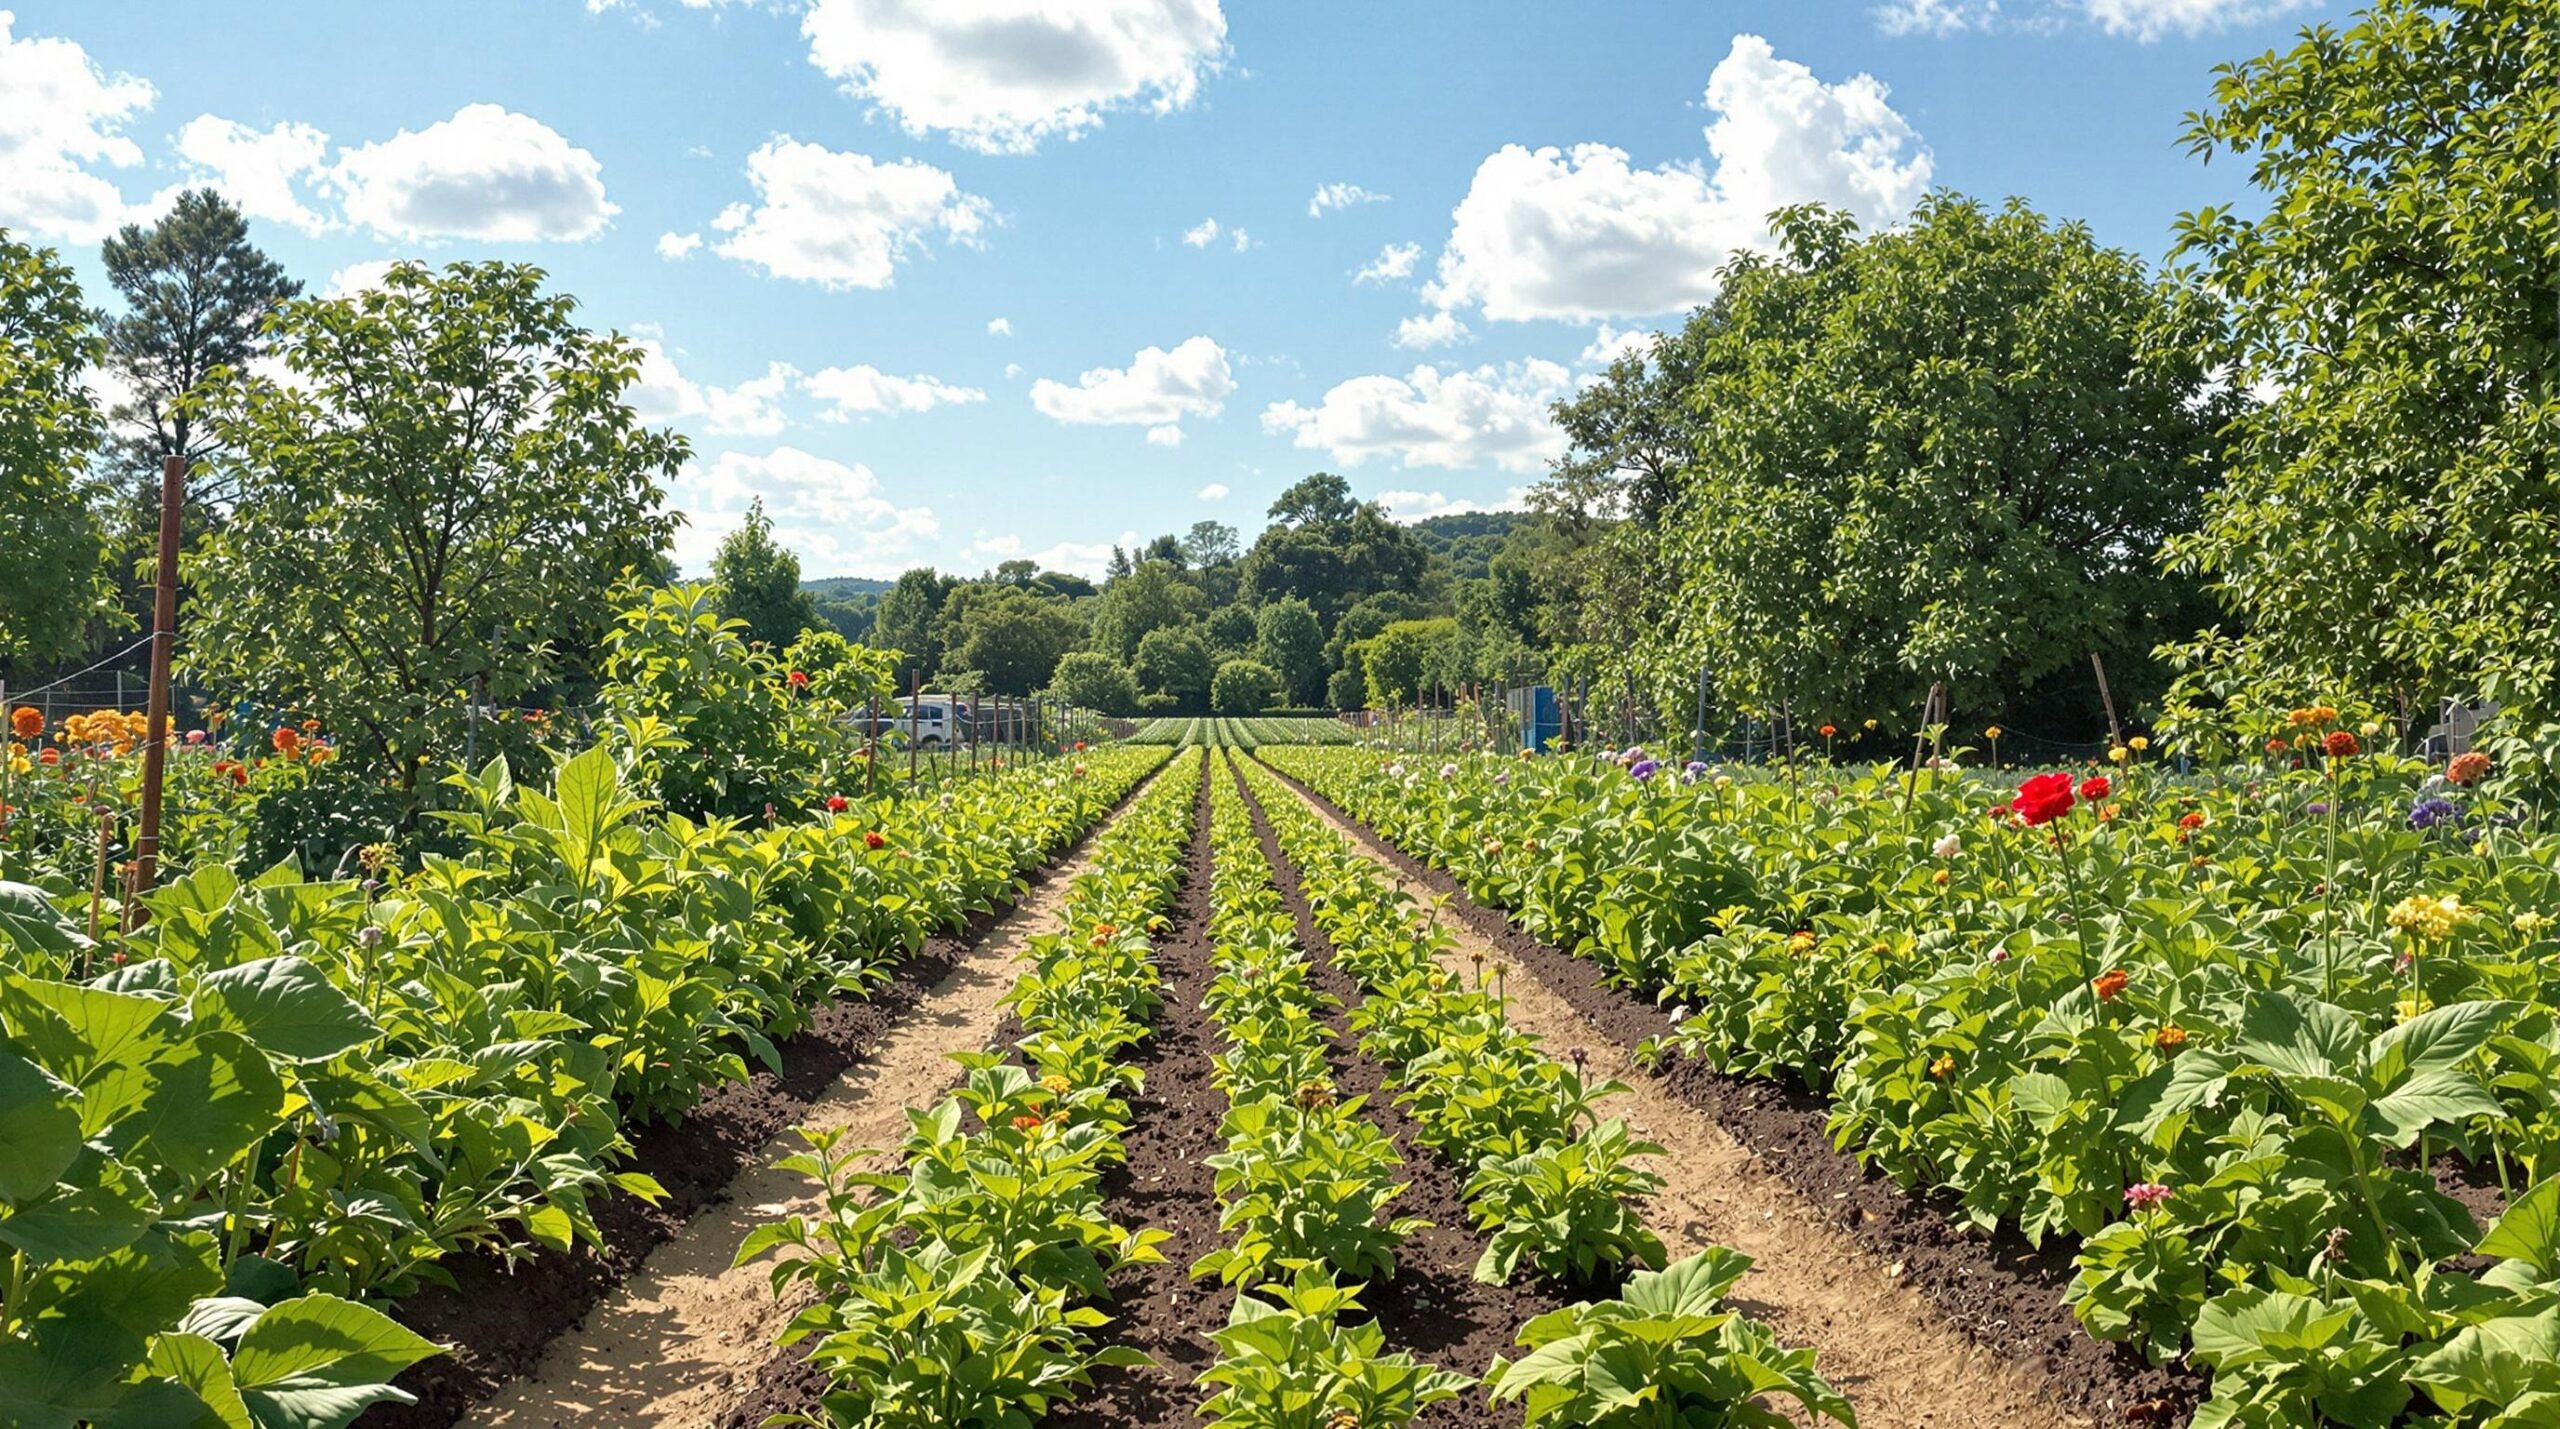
[1419,36,1930,325]
[672,445,939,578]
[1145,424,1185,447]
[806,363,987,419]
[1308,182,1389,218]
[622,341,803,436]
[800,0,1227,154]
[0,12,155,241]
[657,230,703,259]
[2081,0,2310,39]
[1181,216,1251,251]
[1872,0,2004,34]
[328,103,616,242]
[323,259,407,298]
[987,317,1013,336]
[1374,487,1530,521]
[173,115,332,233]
[1031,336,1235,434]
[703,137,990,289]
[1196,482,1229,501]
[1261,360,1571,474]
[1353,242,1422,286]
[1392,312,1470,350]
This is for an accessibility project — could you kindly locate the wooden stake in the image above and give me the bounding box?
[2090,651,2123,749]
[131,454,184,922]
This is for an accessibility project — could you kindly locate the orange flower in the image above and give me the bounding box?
[300,718,321,734]
[2092,969,2129,1002]
[2177,811,2206,831]
[2153,1024,2188,1050]
[272,726,300,755]
[1927,1053,1955,1080]
[2448,751,2491,785]
[9,707,41,740]
[1819,723,1838,739]
[1010,1113,1044,1133]
[2323,730,2360,759]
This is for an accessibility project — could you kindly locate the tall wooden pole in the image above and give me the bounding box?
[131,454,184,922]
[2090,651,2124,749]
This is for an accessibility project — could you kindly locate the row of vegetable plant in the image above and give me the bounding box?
[737,750,1199,1428]
[1233,756,1856,1427]
[1188,758,1467,1427]
[1263,741,2560,1428]
[0,741,1164,1428]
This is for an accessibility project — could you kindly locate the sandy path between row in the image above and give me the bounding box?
[460,825,1126,1429]
[1266,775,2089,1429]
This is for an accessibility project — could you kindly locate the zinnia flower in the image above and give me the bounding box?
[825,794,849,813]
[1819,723,1838,739]
[2078,775,2111,802]
[1928,1054,1955,1079]
[2124,1183,2174,1209]
[2324,730,2360,759]
[1787,930,1817,955]
[272,726,300,755]
[8,707,39,740]
[787,670,810,688]
[2447,751,2491,785]
[2153,1024,2187,1050]
[1011,1114,1045,1133]
[2009,772,2076,826]
[1931,833,1962,858]
[2177,811,2206,831]
[2092,968,2130,1002]
[863,830,886,850]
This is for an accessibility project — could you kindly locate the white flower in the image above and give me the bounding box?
[1932,833,1962,859]
[1439,762,1458,780]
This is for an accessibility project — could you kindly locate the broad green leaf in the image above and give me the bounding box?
[108,1030,289,1184]
[2477,1175,2560,1275]
[2369,1000,2515,1088]
[229,1294,441,1399]
[0,1048,83,1200]
[142,1331,254,1429]
[190,959,377,1063]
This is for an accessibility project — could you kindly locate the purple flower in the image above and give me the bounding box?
[2408,797,2460,831]
[2305,802,2331,818]
[1682,760,1709,784]
[1628,758,1661,782]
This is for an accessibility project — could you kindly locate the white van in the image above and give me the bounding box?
[858,695,974,750]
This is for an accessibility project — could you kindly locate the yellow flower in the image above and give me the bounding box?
[2128,736,2149,751]
[1984,725,2004,740]
[2515,912,2551,935]
[1786,930,1817,955]
[2108,746,2130,764]
[2386,893,2468,942]
[1863,718,1879,731]
[1927,1054,1955,1080]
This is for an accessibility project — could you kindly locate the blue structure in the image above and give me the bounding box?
[1507,685,1561,753]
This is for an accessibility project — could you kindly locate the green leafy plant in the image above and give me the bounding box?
[1194,1265,1473,1429]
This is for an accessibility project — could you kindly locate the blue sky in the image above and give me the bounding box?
[5,0,2330,579]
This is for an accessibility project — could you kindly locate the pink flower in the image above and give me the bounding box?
[2124,1182,2174,1210]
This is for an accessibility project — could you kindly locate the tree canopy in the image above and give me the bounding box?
[184,261,684,787]
[0,231,112,669]
[711,498,819,650]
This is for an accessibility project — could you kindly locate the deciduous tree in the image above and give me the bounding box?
[185,261,683,788]
[0,231,112,669]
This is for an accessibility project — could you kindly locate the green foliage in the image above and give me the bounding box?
[183,261,684,790]
[0,228,113,667]
[1253,597,1328,707]
[1242,475,1430,627]
[1047,650,1140,714]
[1195,1267,1473,1429]
[1089,559,1206,662]
[940,583,1082,695]
[1485,1248,1856,1428]
[595,581,890,819]
[710,497,818,649]
[1135,624,1217,708]
[2160,0,2560,775]
[1362,619,1459,708]
[1646,196,2232,725]
[1211,658,1281,715]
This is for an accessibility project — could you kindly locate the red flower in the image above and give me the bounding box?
[2265,738,2288,754]
[39,748,60,766]
[2177,811,2206,831]
[1819,723,1838,738]
[2323,730,2360,759]
[2078,775,2111,802]
[863,830,886,850]
[2092,969,2129,1002]
[1073,740,1087,752]
[272,726,301,755]
[2009,772,2077,827]
[787,670,810,688]
[825,794,849,813]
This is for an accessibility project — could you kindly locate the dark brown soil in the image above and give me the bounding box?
[1253,754,2207,1429]
[1225,753,1563,1428]
[1030,761,1231,1429]
[367,774,1159,1429]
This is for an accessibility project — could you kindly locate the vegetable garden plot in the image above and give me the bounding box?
[0,743,1165,1429]
[1239,756,2048,1429]
[1264,743,2560,1429]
